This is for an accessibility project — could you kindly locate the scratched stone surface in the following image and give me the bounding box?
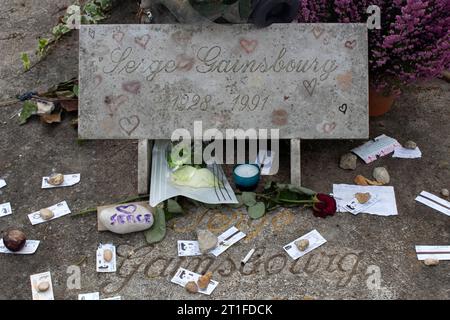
[79,23,368,140]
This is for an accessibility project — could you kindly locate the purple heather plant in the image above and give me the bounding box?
[298,0,450,96]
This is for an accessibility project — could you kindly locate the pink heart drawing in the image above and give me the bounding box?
[122,81,141,95]
[312,26,325,39]
[171,30,192,45]
[119,115,140,136]
[135,34,150,49]
[240,39,258,54]
[345,40,356,49]
[176,54,195,71]
[303,78,317,96]
[323,122,337,134]
[113,31,124,44]
[104,95,128,115]
[93,74,103,88]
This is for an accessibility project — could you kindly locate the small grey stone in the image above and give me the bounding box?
[197,229,218,254]
[441,188,449,197]
[373,167,390,184]
[339,153,357,170]
[404,141,417,150]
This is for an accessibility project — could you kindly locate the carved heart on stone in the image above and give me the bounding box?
[119,115,140,136]
[240,39,258,54]
[345,40,356,49]
[88,28,95,39]
[113,31,124,44]
[122,81,141,95]
[303,78,317,96]
[99,203,153,235]
[339,103,348,114]
[312,26,324,39]
[135,34,150,49]
[105,95,128,114]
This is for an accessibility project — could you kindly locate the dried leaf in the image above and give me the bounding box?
[40,111,62,124]
[59,99,78,112]
[144,207,166,244]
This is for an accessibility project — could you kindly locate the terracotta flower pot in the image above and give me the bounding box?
[369,87,396,117]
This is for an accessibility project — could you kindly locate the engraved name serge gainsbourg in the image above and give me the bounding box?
[102,45,339,82]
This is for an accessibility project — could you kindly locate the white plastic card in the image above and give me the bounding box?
[171,268,218,295]
[392,147,422,159]
[0,240,40,254]
[0,202,12,217]
[78,292,100,300]
[41,173,81,189]
[0,179,6,189]
[177,240,202,257]
[28,201,71,225]
[96,243,117,273]
[415,191,450,216]
[283,230,327,260]
[415,245,450,261]
[342,194,380,215]
[30,271,54,300]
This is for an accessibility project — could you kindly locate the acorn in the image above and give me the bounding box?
[185,281,198,294]
[48,173,64,186]
[197,272,213,290]
[3,229,27,252]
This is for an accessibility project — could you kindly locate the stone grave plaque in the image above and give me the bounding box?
[79,23,368,139]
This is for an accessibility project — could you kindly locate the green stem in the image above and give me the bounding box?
[72,194,150,218]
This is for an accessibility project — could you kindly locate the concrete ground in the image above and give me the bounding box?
[0,1,449,300]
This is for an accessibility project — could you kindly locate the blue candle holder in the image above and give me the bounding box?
[233,164,261,191]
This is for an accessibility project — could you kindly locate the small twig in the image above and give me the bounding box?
[72,194,150,218]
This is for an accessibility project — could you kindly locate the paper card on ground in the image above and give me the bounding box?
[342,194,380,215]
[0,240,40,254]
[30,271,54,300]
[150,140,238,207]
[352,135,401,164]
[96,243,116,273]
[415,245,450,261]
[171,267,218,295]
[283,230,327,260]
[0,179,6,189]
[28,201,71,225]
[415,191,450,216]
[209,226,246,257]
[0,202,12,217]
[41,173,81,189]
[78,292,100,300]
[254,150,277,175]
[102,296,122,300]
[333,184,398,216]
[178,240,202,257]
[393,147,422,159]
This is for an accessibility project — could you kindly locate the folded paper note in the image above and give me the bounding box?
[333,184,398,216]
[352,135,401,164]
[415,191,450,216]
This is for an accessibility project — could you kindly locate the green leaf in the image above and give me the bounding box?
[247,202,266,219]
[144,207,166,244]
[167,199,183,214]
[229,194,244,208]
[73,84,79,97]
[52,24,71,39]
[288,185,316,196]
[278,188,311,201]
[37,38,50,56]
[242,192,257,206]
[19,101,37,125]
[20,52,31,71]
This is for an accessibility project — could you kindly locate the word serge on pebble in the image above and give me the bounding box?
[103,46,338,82]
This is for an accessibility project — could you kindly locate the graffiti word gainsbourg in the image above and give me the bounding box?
[99,245,363,295]
[102,46,338,82]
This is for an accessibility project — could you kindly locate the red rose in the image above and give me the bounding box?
[312,194,337,218]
